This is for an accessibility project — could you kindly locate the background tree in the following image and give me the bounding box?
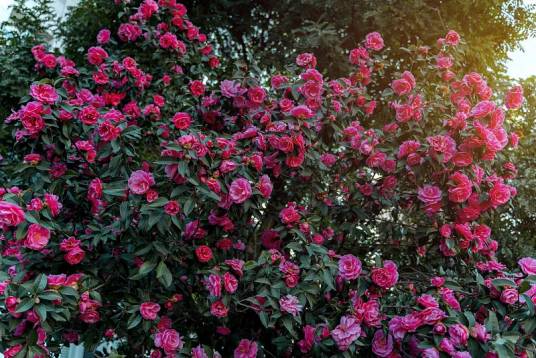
[183,0,536,80]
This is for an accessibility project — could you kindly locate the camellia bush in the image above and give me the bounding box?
[1,1,535,357]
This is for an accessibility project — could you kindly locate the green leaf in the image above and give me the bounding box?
[34,274,47,292]
[183,199,194,216]
[494,343,515,358]
[39,292,62,301]
[156,261,173,288]
[15,298,34,313]
[36,304,47,321]
[132,260,157,279]
[463,311,475,327]
[486,311,500,333]
[127,314,142,329]
[259,311,269,328]
[281,316,296,337]
[492,278,517,289]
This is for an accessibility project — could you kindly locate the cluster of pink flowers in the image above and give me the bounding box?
[0,0,533,356]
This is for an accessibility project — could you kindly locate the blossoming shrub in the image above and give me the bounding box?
[1,1,535,357]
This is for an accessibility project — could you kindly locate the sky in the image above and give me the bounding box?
[0,0,535,77]
[507,36,536,79]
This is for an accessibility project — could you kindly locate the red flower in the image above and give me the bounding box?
[189,80,205,97]
[195,245,213,263]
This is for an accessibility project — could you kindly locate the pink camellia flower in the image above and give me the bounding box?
[371,260,399,289]
[297,325,315,353]
[296,53,317,68]
[234,339,258,358]
[247,87,266,105]
[320,153,337,167]
[172,112,192,130]
[30,83,58,104]
[128,170,155,195]
[331,315,362,351]
[448,172,472,203]
[195,245,213,263]
[96,29,111,44]
[220,80,246,98]
[229,178,252,204]
[445,30,460,46]
[140,302,161,320]
[44,193,62,217]
[280,203,301,225]
[24,224,51,250]
[471,323,490,343]
[505,85,524,110]
[257,175,273,198]
[271,74,289,89]
[159,32,179,49]
[469,100,496,119]
[439,338,455,354]
[452,151,473,167]
[191,345,208,358]
[23,153,42,165]
[448,323,469,347]
[223,272,238,293]
[440,287,461,311]
[422,348,440,358]
[189,80,205,97]
[290,105,314,119]
[87,46,109,65]
[427,135,456,163]
[64,246,85,265]
[500,288,519,305]
[431,276,446,287]
[79,106,99,126]
[417,294,439,308]
[117,23,142,42]
[98,121,121,141]
[206,274,222,297]
[154,329,183,354]
[279,294,303,317]
[372,330,393,357]
[3,344,23,358]
[417,185,442,206]
[365,32,384,51]
[210,300,229,318]
[391,71,415,96]
[338,254,362,281]
[518,257,536,275]
[164,200,181,216]
[488,181,511,207]
[436,53,453,69]
[0,201,25,227]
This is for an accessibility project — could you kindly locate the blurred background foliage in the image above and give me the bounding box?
[0,0,535,263]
